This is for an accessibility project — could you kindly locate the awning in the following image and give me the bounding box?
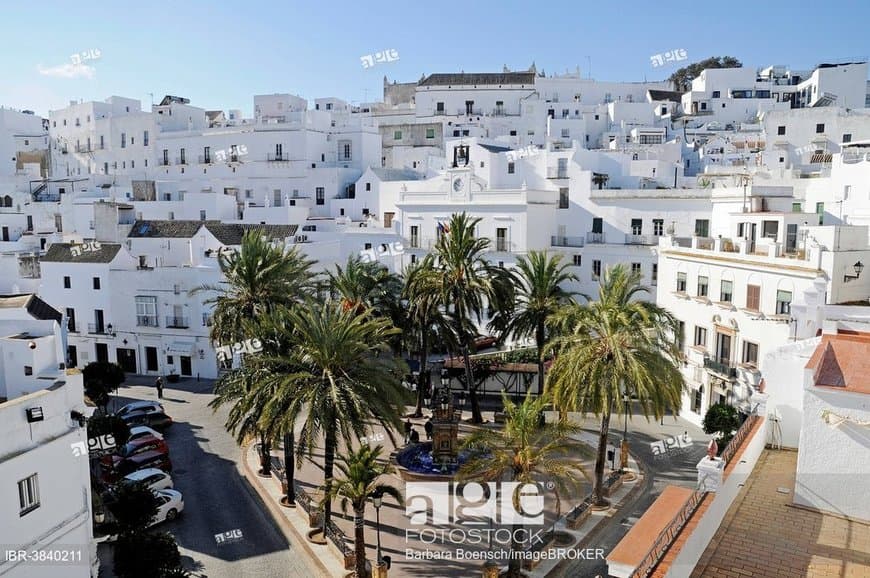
[166,342,194,355]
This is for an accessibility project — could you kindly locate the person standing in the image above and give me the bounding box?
[404,418,412,444]
[155,376,164,399]
[424,418,433,440]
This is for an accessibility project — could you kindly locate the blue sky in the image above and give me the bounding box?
[1,0,868,116]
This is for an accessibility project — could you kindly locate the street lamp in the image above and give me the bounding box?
[372,491,383,565]
[844,260,865,282]
[621,385,630,473]
[440,396,449,412]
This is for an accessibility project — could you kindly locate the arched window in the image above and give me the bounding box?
[3,195,12,207]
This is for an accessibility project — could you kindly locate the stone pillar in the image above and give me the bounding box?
[696,456,724,492]
[482,560,500,578]
[374,560,389,578]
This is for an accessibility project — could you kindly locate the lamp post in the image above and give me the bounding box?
[372,491,383,565]
[620,384,631,476]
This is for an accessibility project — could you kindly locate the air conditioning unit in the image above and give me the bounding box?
[294,235,308,243]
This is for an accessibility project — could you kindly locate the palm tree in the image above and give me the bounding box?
[423,212,513,423]
[328,255,403,320]
[499,251,578,393]
[547,264,685,506]
[325,445,402,578]
[255,301,409,536]
[192,230,318,345]
[403,260,454,417]
[459,393,587,577]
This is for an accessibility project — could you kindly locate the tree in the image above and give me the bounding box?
[702,403,741,451]
[591,173,609,190]
[191,230,318,346]
[459,393,587,577]
[547,265,685,506]
[106,482,160,535]
[403,260,454,417]
[114,532,189,578]
[254,301,409,537]
[83,361,125,413]
[498,251,578,393]
[669,56,742,92]
[421,212,514,423]
[87,414,131,446]
[325,444,402,578]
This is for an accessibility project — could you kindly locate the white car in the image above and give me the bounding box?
[118,401,164,416]
[127,425,164,443]
[151,489,184,526]
[122,468,173,491]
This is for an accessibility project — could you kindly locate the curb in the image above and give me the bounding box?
[239,442,333,578]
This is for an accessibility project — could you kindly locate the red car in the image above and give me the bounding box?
[101,450,173,483]
[100,436,170,481]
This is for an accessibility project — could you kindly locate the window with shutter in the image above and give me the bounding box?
[746,284,761,311]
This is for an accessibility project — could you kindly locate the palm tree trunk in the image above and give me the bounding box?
[353,505,367,578]
[462,344,483,424]
[322,425,337,534]
[508,522,524,576]
[413,333,429,417]
[283,431,295,505]
[259,433,271,476]
[593,405,612,506]
[536,321,546,396]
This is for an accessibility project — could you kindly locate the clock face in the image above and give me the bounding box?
[453,177,464,192]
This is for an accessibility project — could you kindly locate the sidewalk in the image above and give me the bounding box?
[241,408,645,578]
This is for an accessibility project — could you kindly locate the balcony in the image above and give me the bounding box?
[74,144,93,153]
[458,108,483,116]
[703,356,738,379]
[625,234,655,245]
[551,235,585,248]
[136,316,159,327]
[586,232,605,244]
[158,159,171,166]
[165,316,189,329]
[87,323,108,335]
[267,153,289,162]
[198,155,212,164]
[407,237,420,249]
[175,157,187,166]
[547,167,569,179]
[485,238,515,253]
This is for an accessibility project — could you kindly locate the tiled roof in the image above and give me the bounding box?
[478,143,513,153]
[0,294,62,323]
[203,223,299,245]
[371,168,426,181]
[806,332,870,394]
[128,220,216,238]
[42,243,122,264]
[419,73,536,87]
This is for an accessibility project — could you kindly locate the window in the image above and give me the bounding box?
[697,276,709,297]
[394,130,402,140]
[63,276,71,289]
[143,130,149,146]
[742,341,759,366]
[204,146,211,163]
[508,162,515,174]
[136,296,158,326]
[561,128,569,138]
[426,128,435,139]
[18,474,39,516]
[180,148,186,165]
[842,133,852,143]
[316,187,325,205]
[816,202,824,225]
[746,284,761,311]
[676,321,685,351]
[199,210,206,221]
[631,219,642,235]
[162,149,169,165]
[592,260,601,280]
[592,217,603,234]
[559,188,569,209]
[712,90,721,98]
[676,272,687,293]
[694,219,710,237]
[572,254,582,266]
[815,123,825,134]
[24,366,32,376]
[693,326,707,348]
[631,263,642,276]
[776,290,792,315]
[365,182,371,192]
[777,126,786,136]
[653,219,664,236]
[121,133,126,148]
[720,280,733,302]
[436,102,444,113]
[93,277,101,290]
[792,202,802,212]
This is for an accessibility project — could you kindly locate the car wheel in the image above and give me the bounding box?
[166,508,178,521]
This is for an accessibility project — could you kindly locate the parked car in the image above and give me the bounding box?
[127,425,164,443]
[120,410,173,431]
[102,450,172,483]
[121,468,173,491]
[101,435,168,470]
[151,489,184,525]
[117,401,164,417]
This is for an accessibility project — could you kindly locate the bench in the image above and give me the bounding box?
[566,499,593,529]
[603,471,624,497]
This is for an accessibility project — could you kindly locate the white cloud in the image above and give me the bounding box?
[37,63,96,79]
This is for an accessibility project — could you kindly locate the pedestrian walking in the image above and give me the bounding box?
[155,376,164,399]
[409,428,420,444]
[404,418,412,444]
[424,418,433,440]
